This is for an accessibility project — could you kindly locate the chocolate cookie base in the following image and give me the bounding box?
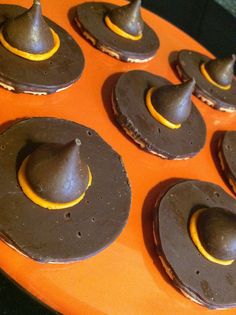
[112,70,206,159]
[0,5,84,95]
[218,131,236,195]
[75,2,159,63]
[0,118,131,263]
[154,180,236,309]
[176,50,236,112]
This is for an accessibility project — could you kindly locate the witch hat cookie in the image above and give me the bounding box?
[0,118,131,262]
[176,50,236,112]
[113,70,206,159]
[75,0,159,62]
[155,179,236,309]
[0,1,84,94]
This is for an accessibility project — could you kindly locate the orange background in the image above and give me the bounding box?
[0,1,235,314]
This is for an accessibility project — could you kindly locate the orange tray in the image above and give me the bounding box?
[0,0,236,314]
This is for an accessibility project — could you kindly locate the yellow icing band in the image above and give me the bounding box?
[189,208,234,266]
[146,87,181,129]
[0,27,60,61]
[105,15,142,41]
[200,63,231,90]
[18,156,92,210]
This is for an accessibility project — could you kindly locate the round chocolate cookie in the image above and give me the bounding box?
[218,131,236,195]
[75,2,159,62]
[154,179,236,309]
[112,70,206,159]
[176,50,236,112]
[0,118,131,263]
[0,4,84,94]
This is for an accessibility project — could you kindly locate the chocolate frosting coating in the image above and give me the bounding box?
[151,78,195,124]
[2,0,54,54]
[108,0,143,37]
[0,4,84,94]
[218,131,236,195]
[155,180,236,309]
[25,139,89,203]
[113,70,206,159]
[197,207,236,260]
[205,55,236,87]
[76,2,159,62]
[176,50,236,111]
[0,118,131,262]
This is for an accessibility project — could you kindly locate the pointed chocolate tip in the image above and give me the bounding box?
[24,139,90,203]
[204,55,235,87]
[2,0,54,54]
[107,0,144,37]
[150,79,194,125]
[196,207,236,261]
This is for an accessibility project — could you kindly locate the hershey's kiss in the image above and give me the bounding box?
[151,78,195,124]
[2,0,54,54]
[197,207,236,261]
[107,0,144,37]
[204,55,236,87]
[24,139,90,203]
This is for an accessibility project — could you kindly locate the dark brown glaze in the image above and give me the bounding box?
[176,50,236,112]
[205,55,236,87]
[107,0,143,37]
[0,118,131,262]
[151,78,195,124]
[75,2,159,62]
[197,207,236,260]
[113,70,206,159]
[218,131,236,193]
[2,0,54,54]
[154,180,236,309]
[0,5,84,94]
[25,139,89,203]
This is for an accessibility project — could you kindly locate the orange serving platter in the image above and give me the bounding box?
[0,0,236,314]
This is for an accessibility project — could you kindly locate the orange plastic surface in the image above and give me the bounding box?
[0,1,235,314]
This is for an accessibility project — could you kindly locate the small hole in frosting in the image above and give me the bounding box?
[87,130,92,136]
[190,141,193,145]
[59,236,63,241]
[77,231,82,238]
[196,270,200,275]
[158,128,161,133]
[86,200,90,204]
[0,145,6,150]
[91,217,95,222]
[214,191,220,197]
[226,145,231,150]
[64,212,71,220]
[49,61,53,65]
[44,71,47,75]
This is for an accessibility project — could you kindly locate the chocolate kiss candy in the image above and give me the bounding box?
[25,139,90,203]
[197,207,236,260]
[2,0,54,54]
[204,55,236,87]
[107,0,144,37]
[151,78,195,124]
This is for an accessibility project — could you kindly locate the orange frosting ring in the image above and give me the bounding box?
[105,15,142,41]
[0,27,60,61]
[189,208,234,266]
[200,63,231,90]
[146,87,181,129]
[18,156,92,210]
